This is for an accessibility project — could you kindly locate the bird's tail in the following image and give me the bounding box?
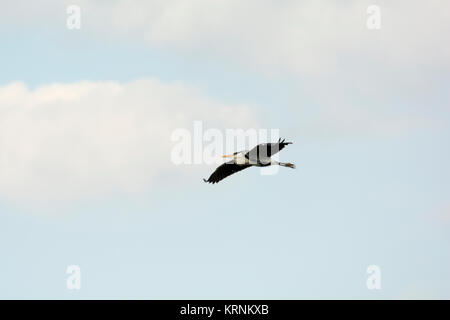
[280,162,296,169]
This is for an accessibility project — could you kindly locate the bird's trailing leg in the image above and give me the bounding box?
[278,162,296,169]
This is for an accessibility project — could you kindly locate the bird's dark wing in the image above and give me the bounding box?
[246,138,292,159]
[203,160,252,184]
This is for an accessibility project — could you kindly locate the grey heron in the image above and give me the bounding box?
[203,138,295,184]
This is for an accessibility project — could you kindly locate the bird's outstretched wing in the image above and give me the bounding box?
[203,160,252,184]
[246,138,292,160]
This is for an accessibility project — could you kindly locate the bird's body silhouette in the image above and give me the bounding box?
[203,138,295,184]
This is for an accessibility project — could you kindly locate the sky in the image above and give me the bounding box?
[1,0,450,299]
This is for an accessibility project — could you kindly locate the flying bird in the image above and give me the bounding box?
[203,138,295,184]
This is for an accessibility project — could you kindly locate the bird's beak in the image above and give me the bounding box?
[222,154,233,158]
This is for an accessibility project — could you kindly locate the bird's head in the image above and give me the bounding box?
[222,151,248,164]
[222,150,247,158]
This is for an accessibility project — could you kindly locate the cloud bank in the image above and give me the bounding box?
[0,79,259,204]
[3,0,449,75]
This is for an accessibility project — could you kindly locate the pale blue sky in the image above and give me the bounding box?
[1,1,449,299]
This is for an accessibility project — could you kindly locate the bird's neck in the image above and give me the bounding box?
[233,153,248,165]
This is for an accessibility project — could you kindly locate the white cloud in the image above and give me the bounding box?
[95,0,450,74]
[0,79,259,204]
[3,0,448,75]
